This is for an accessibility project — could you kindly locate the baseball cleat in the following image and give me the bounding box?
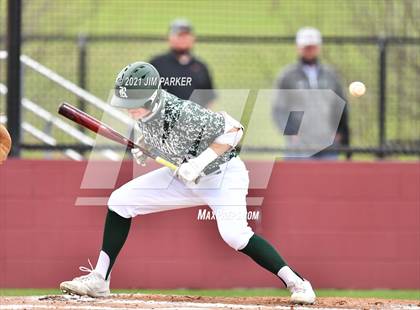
[288,279,316,304]
[60,260,110,298]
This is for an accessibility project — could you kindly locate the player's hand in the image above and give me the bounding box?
[175,160,203,184]
[175,148,219,184]
[131,130,148,166]
[131,147,147,166]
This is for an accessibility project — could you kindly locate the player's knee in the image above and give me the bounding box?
[108,189,135,218]
[107,188,121,208]
[219,228,253,251]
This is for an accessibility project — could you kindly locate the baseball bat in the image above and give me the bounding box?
[58,102,178,171]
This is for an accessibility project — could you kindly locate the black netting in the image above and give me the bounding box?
[0,0,419,158]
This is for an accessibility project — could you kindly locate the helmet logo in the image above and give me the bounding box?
[118,86,128,98]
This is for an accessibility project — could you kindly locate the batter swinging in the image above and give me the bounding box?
[60,62,316,305]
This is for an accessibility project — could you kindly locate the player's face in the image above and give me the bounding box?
[127,107,151,120]
[169,32,195,52]
[298,45,321,61]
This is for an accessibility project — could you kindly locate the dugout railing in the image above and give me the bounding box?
[0,51,129,160]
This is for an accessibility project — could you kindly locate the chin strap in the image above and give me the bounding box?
[140,90,165,123]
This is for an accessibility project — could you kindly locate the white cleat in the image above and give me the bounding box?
[288,279,316,304]
[60,260,110,298]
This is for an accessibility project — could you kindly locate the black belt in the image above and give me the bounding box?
[203,151,237,176]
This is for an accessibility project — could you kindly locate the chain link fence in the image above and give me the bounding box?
[0,0,419,159]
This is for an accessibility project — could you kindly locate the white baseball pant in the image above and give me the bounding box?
[108,157,254,251]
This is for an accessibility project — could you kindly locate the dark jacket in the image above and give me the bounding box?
[150,51,216,107]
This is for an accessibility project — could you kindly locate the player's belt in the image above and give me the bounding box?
[202,151,237,176]
[203,165,222,176]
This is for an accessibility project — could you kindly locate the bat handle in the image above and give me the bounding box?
[156,157,204,184]
[156,156,202,184]
[155,156,178,171]
[155,155,219,184]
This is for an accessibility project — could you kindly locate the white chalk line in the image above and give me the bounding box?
[1,303,418,310]
[0,298,339,310]
[0,295,418,310]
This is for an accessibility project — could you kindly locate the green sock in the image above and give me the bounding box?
[240,234,305,285]
[240,234,289,283]
[240,234,287,274]
[101,210,132,279]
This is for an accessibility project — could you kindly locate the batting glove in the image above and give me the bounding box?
[131,147,148,166]
[176,148,218,184]
[131,132,148,166]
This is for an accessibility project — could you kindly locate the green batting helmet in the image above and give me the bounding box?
[110,62,163,120]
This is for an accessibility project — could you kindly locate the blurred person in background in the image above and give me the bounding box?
[150,19,216,109]
[272,27,349,159]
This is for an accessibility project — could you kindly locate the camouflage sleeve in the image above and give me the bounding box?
[178,101,225,149]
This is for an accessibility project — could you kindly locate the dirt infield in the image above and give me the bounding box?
[0,294,419,310]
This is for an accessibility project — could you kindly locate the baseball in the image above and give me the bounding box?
[349,81,366,97]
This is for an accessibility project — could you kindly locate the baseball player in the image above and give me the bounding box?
[60,62,316,305]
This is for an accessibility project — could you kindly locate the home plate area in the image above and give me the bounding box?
[0,294,419,310]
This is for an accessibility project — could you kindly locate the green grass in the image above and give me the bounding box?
[0,288,419,300]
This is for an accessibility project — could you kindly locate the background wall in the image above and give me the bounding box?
[0,160,419,289]
[1,0,419,156]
